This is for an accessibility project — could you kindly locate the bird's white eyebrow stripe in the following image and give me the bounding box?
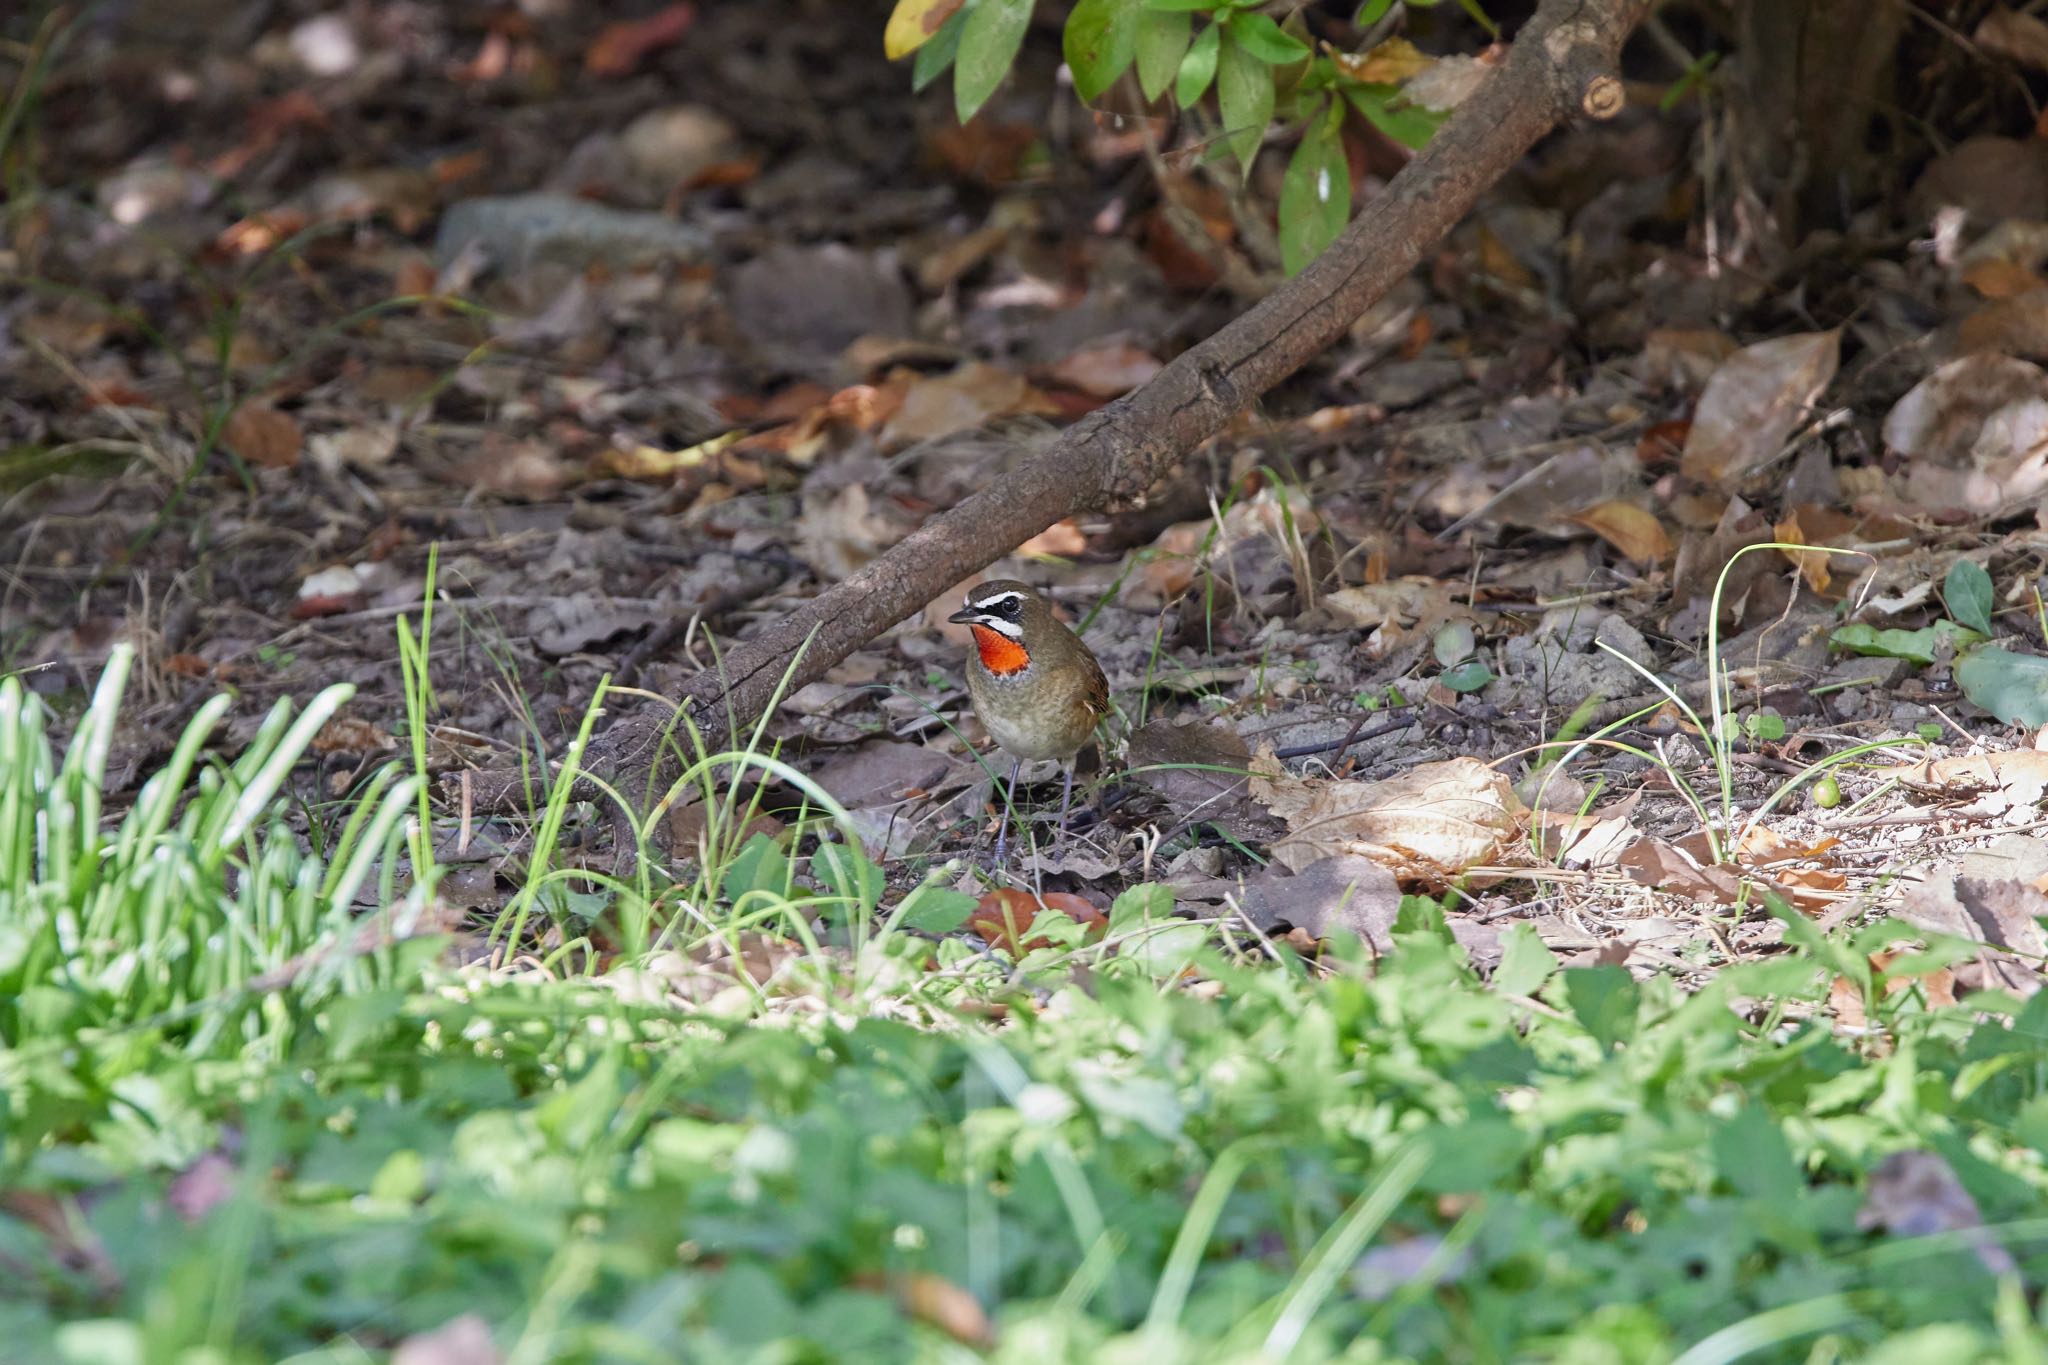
[970,589,1026,610]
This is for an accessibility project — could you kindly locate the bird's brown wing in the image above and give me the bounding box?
[1079,642,1111,727]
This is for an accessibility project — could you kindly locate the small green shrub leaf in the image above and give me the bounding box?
[1215,32,1273,178]
[1134,6,1190,101]
[913,6,968,91]
[955,0,1033,122]
[1278,104,1349,274]
[1064,0,1140,101]
[1176,21,1220,108]
[1224,9,1308,64]
[1345,84,1443,150]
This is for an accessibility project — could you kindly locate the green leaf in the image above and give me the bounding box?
[1176,21,1220,106]
[1224,9,1308,64]
[1492,924,1558,997]
[1145,0,1221,11]
[1744,708,1786,742]
[722,832,789,904]
[1711,1104,1802,1206]
[955,0,1033,123]
[914,5,969,92]
[1432,620,1476,668]
[1828,620,1985,665]
[895,883,979,933]
[1345,84,1443,151]
[1135,7,1190,101]
[1954,646,2048,727]
[1215,32,1273,178]
[1563,964,1638,1052]
[1109,881,1175,934]
[1944,559,1994,636]
[811,840,885,919]
[1065,0,1140,101]
[1354,0,1398,24]
[1279,105,1349,275]
[1439,660,1494,693]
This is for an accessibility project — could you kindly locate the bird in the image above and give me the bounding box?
[948,579,1110,863]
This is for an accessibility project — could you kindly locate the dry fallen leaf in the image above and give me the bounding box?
[1680,330,1840,489]
[1976,8,2048,72]
[796,484,902,581]
[1772,510,1832,593]
[1124,719,1281,841]
[880,362,1057,447]
[1045,342,1162,398]
[1331,36,1433,85]
[1571,500,1671,565]
[1250,750,1518,882]
[585,3,696,76]
[969,889,1107,953]
[222,402,302,469]
[1888,749,2048,810]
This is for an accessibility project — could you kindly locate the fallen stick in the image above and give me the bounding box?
[464,0,1648,818]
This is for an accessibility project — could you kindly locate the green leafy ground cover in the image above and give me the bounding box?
[5,655,2048,1364]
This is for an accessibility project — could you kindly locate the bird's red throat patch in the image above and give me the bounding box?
[970,625,1030,676]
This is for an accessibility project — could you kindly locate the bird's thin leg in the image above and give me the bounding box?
[1052,762,1076,859]
[993,756,1022,865]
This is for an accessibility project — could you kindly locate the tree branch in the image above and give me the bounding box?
[459,0,1650,819]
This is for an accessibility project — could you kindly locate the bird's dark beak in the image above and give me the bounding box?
[947,607,978,625]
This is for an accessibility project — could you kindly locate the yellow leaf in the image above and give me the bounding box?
[600,430,741,480]
[1571,500,1671,565]
[885,0,964,60]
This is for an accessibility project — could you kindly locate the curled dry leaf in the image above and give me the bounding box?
[1318,578,1463,633]
[1679,329,1843,491]
[1679,330,1840,490]
[1885,355,2048,517]
[1249,749,1518,882]
[1617,837,1744,905]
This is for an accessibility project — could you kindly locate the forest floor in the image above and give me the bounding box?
[6,1,2048,1358]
